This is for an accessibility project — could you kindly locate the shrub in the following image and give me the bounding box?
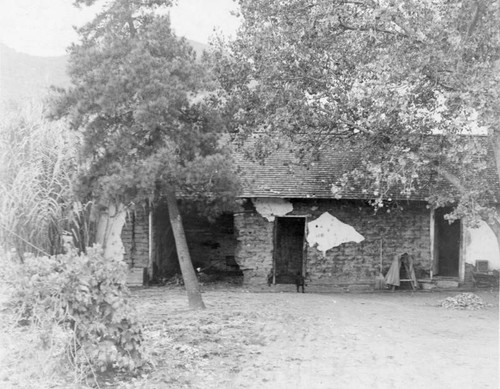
[5,246,144,376]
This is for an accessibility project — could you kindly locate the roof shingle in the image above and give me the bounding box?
[234,136,499,202]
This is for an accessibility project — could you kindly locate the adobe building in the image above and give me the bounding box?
[122,141,500,290]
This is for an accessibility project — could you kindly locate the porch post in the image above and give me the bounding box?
[272,219,276,285]
[429,208,435,280]
[148,201,153,280]
[459,221,465,283]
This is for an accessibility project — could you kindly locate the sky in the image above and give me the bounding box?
[0,0,241,57]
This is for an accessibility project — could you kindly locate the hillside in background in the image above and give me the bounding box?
[0,40,209,110]
[0,43,69,109]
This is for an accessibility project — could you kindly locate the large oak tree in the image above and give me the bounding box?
[215,0,500,250]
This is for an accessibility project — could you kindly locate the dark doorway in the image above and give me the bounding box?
[273,217,306,284]
[435,208,460,277]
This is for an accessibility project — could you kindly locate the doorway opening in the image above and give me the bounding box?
[434,208,461,277]
[272,217,306,284]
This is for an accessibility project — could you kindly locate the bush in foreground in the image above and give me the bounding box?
[3,246,144,382]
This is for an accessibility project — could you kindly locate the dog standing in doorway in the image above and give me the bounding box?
[295,272,306,293]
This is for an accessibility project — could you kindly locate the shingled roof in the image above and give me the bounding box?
[234,135,498,202]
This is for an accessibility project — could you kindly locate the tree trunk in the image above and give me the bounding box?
[491,129,500,188]
[485,216,500,255]
[95,201,127,261]
[165,189,206,310]
[490,130,500,253]
[436,130,500,255]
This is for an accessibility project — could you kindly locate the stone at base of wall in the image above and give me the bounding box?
[243,283,376,293]
[127,268,145,286]
[435,280,460,289]
[420,281,437,290]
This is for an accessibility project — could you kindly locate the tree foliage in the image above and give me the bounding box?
[52,0,240,309]
[215,0,500,242]
[54,0,239,215]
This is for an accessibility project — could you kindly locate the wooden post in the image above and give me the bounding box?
[148,201,153,280]
[302,217,308,279]
[272,219,277,285]
[430,208,435,280]
[459,220,465,283]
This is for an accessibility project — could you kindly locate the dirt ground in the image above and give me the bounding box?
[127,286,499,389]
[0,284,497,388]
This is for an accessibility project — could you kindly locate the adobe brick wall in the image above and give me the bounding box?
[234,210,275,283]
[122,205,150,270]
[234,199,432,287]
[185,228,237,271]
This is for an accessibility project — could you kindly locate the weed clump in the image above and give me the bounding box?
[2,246,144,383]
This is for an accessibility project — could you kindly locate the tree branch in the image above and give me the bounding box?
[338,118,373,135]
[490,129,500,186]
[434,164,467,194]
[128,18,137,37]
[421,67,459,92]
[466,0,482,38]
[338,16,409,40]
[389,15,425,43]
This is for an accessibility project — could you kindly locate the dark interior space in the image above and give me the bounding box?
[273,217,306,284]
[435,207,460,277]
[152,202,179,281]
[152,202,240,284]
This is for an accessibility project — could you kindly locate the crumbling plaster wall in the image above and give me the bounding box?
[252,198,294,221]
[464,221,500,270]
[234,199,431,286]
[307,212,365,255]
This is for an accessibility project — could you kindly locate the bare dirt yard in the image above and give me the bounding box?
[126,286,499,389]
[1,285,498,388]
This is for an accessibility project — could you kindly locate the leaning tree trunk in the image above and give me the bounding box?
[165,189,206,310]
[94,201,127,261]
[485,217,500,256]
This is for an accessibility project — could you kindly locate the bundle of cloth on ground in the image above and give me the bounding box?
[385,252,418,289]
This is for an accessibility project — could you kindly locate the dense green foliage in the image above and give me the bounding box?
[52,0,239,217]
[215,0,500,236]
[51,0,238,309]
[6,246,144,374]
